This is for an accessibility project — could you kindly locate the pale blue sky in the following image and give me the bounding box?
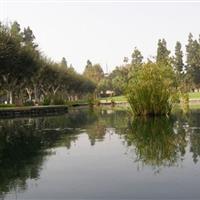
[1,0,200,73]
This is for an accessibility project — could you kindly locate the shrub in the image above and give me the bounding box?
[94,99,101,106]
[126,62,177,116]
[23,100,34,106]
[43,96,51,105]
[52,96,66,105]
[87,95,95,107]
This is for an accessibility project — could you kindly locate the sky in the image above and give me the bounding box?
[1,0,200,73]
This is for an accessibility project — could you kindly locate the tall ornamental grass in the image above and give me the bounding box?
[126,62,177,116]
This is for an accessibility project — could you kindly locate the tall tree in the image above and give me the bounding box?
[61,57,68,68]
[93,64,104,83]
[174,41,184,74]
[23,26,37,48]
[156,39,170,64]
[10,21,22,43]
[186,33,194,71]
[186,33,200,89]
[131,47,143,67]
[68,64,76,74]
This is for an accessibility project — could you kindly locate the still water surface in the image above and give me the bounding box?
[0,108,200,199]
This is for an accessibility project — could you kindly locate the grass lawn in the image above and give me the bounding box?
[100,92,200,102]
[189,92,200,99]
[99,95,127,102]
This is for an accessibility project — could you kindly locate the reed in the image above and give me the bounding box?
[126,62,177,116]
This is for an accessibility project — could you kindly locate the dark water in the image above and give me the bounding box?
[0,108,200,200]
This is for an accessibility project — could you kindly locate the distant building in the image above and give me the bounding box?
[106,90,114,96]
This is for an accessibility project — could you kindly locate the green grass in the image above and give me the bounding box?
[100,92,200,103]
[189,92,200,99]
[0,104,16,108]
[0,92,199,109]
[99,95,127,102]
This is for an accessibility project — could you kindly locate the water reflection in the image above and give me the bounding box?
[0,108,200,199]
[187,110,200,163]
[0,110,97,199]
[123,117,187,173]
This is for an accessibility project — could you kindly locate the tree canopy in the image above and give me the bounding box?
[0,22,96,105]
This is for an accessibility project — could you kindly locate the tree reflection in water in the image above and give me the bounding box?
[123,117,187,173]
[0,110,97,198]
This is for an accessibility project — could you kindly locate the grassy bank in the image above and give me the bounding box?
[1,92,200,109]
[189,92,200,99]
[100,95,127,102]
[99,92,200,103]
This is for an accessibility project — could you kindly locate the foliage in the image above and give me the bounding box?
[83,60,104,84]
[52,95,66,105]
[189,92,200,99]
[87,95,95,107]
[60,57,68,68]
[131,47,143,67]
[109,65,129,95]
[185,33,200,89]
[0,104,15,108]
[97,78,112,95]
[174,41,184,74]
[23,100,35,106]
[126,62,177,116]
[124,117,186,171]
[156,38,171,64]
[0,22,96,105]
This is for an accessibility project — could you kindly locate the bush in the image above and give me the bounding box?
[23,100,35,106]
[94,99,101,106]
[43,96,51,105]
[126,62,177,116]
[52,96,66,105]
[87,95,95,107]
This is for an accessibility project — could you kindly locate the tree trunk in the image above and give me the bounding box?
[25,88,32,101]
[52,85,60,95]
[9,91,13,104]
[34,84,38,102]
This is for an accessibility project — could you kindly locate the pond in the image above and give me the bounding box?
[0,108,200,199]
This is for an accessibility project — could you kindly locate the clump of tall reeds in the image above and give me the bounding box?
[126,62,178,116]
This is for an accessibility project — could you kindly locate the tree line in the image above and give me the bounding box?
[0,21,96,105]
[1,20,200,105]
[90,35,200,97]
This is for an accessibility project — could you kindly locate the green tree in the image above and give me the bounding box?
[110,66,129,95]
[83,60,104,83]
[97,78,112,96]
[186,33,200,89]
[174,41,184,74]
[156,39,170,64]
[10,21,23,43]
[68,64,75,74]
[131,47,143,67]
[0,22,96,105]
[61,57,68,68]
[23,26,37,48]
[0,24,22,103]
